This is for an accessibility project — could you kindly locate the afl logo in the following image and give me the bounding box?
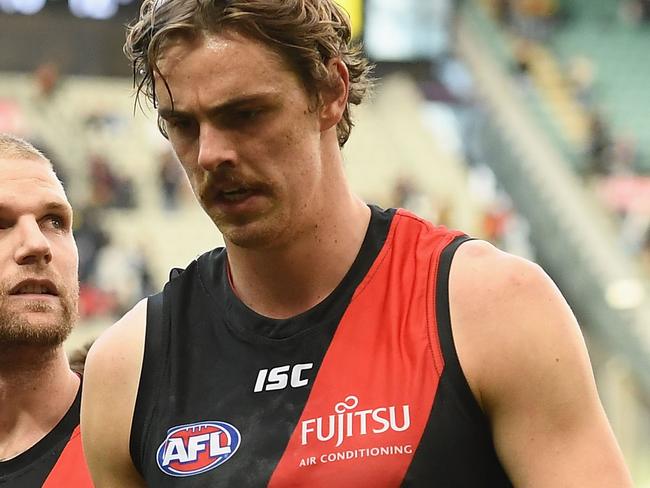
[156,421,241,477]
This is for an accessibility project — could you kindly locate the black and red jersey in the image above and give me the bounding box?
[131,206,514,486]
[0,386,93,488]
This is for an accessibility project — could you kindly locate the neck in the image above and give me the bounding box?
[0,345,79,461]
[226,145,371,318]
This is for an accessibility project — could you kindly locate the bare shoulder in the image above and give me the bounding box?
[449,239,552,313]
[84,297,148,379]
[448,240,632,486]
[81,298,148,487]
[449,237,569,333]
[448,239,588,411]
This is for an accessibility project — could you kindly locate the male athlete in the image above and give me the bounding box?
[0,134,93,487]
[82,1,633,486]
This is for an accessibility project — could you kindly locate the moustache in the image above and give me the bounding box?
[197,171,271,199]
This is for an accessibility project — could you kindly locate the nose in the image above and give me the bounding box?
[14,217,52,266]
[196,124,237,172]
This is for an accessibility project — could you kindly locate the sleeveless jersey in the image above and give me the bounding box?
[131,206,514,487]
[0,386,93,487]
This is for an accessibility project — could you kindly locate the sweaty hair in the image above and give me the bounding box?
[124,0,373,147]
[0,133,48,164]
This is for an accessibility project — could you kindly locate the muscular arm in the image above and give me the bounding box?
[449,241,633,487]
[81,299,148,488]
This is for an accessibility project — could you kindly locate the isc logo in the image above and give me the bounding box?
[156,421,241,477]
[254,363,313,392]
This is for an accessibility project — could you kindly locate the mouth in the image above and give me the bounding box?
[217,187,255,202]
[210,185,269,208]
[9,279,59,297]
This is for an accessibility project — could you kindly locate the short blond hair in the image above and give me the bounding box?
[0,133,49,165]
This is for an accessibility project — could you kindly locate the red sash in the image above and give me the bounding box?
[42,426,93,487]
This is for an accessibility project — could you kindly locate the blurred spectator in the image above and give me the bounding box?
[89,154,136,208]
[640,225,650,275]
[391,175,438,222]
[74,206,109,283]
[392,175,417,209]
[567,56,596,108]
[438,56,475,103]
[94,237,155,315]
[78,283,117,319]
[33,61,61,99]
[490,0,513,25]
[132,244,156,299]
[481,193,534,259]
[500,211,534,260]
[511,38,535,91]
[158,150,185,211]
[74,207,118,319]
[619,0,650,25]
[510,0,559,41]
[84,111,128,135]
[620,210,650,257]
[113,174,136,209]
[482,199,511,245]
[586,110,613,176]
[513,38,531,74]
[610,133,638,175]
[89,155,118,206]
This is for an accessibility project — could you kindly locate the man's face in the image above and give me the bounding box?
[0,158,79,347]
[155,32,331,249]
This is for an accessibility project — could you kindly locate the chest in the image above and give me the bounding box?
[142,276,443,487]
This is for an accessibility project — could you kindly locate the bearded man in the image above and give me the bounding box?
[0,134,92,487]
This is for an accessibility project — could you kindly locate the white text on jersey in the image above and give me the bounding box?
[254,363,314,392]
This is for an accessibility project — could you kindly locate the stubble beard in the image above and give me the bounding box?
[219,217,281,249]
[195,169,290,249]
[213,205,295,250]
[0,282,79,348]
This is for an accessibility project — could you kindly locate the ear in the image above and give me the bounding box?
[319,58,350,132]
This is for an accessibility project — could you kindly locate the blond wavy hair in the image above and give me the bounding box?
[124,0,373,147]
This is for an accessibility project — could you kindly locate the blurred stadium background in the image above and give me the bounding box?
[1,0,649,483]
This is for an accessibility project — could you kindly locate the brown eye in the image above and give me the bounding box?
[45,215,65,230]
